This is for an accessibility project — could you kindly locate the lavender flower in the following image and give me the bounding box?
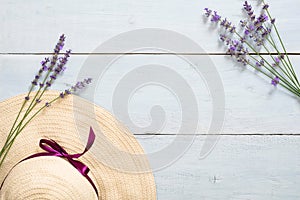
[54,34,65,53]
[30,57,50,88]
[243,1,255,21]
[220,18,234,31]
[271,18,276,24]
[211,11,221,22]
[61,78,93,98]
[204,1,300,98]
[243,1,252,13]
[274,57,280,64]
[263,4,269,10]
[204,8,212,17]
[41,57,50,71]
[271,76,279,86]
[0,34,93,168]
[240,20,247,27]
[55,49,71,74]
[257,14,268,23]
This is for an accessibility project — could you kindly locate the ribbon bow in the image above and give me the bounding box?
[22,127,98,196]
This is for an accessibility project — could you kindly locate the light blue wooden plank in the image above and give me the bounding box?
[0,55,299,134]
[0,0,299,53]
[139,135,300,200]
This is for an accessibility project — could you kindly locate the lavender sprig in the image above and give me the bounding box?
[0,78,92,167]
[5,35,67,142]
[0,35,92,167]
[204,1,300,98]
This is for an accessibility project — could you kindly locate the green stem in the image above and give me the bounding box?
[3,57,58,148]
[233,31,299,93]
[248,54,299,94]
[263,26,300,89]
[0,96,60,166]
[262,43,295,85]
[0,85,35,158]
[246,56,300,97]
[3,87,51,152]
[262,0,300,88]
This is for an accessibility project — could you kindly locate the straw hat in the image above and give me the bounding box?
[0,91,156,199]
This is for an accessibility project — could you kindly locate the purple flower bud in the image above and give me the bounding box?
[263,4,269,10]
[271,76,279,86]
[248,11,254,16]
[257,14,268,23]
[220,34,226,41]
[240,20,247,27]
[275,57,280,64]
[46,82,51,87]
[40,57,50,66]
[36,99,41,103]
[229,26,236,33]
[25,96,30,101]
[243,1,252,12]
[211,11,221,22]
[65,50,71,57]
[60,92,65,98]
[59,43,64,50]
[260,59,264,66]
[55,68,61,73]
[32,81,37,86]
[39,83,44,88]
[221,18,227,26]
[86,78,92,84]
[68,78,93,93]
[204,8,212,17]
[233,40,239,46]
[45,102,50,107]
[257,26,264,31]
[271,18,276,24]
[256,62,261,67]
[50,75,57,80]
[60,34,66,41]
[240,37,246,43]
[50,60,56,66]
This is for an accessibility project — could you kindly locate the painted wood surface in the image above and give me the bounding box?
[0,0,299,199]
[0,55,299,135]
[143,135,300,200]
[0,0,299,53]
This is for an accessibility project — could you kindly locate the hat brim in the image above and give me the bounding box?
[0,91,156,199]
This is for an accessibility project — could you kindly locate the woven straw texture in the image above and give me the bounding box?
[0,91,156,200]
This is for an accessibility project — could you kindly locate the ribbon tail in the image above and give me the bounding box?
[84,174,99,197]
[73,127,96,158]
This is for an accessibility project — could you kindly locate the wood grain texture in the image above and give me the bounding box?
[144,135,300,200]
[0,0,300,53]
[0,55,299,135]
[0,0,300,199]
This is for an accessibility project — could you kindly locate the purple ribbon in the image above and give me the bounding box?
[1,127,98,196]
